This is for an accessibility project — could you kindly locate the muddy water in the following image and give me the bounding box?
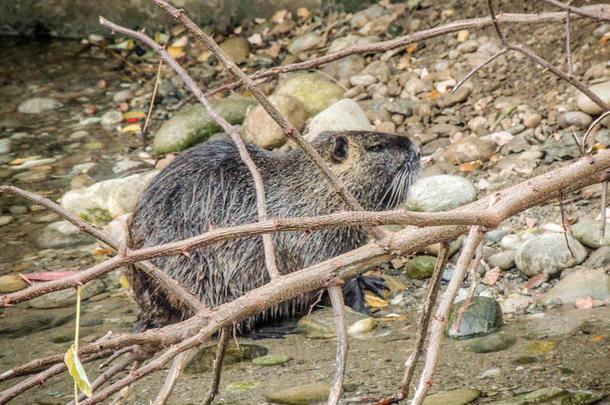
[0,39,609,404]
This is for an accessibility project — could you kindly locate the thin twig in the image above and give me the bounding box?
[142,59,163,137]
[410,227,485,405]
[99,16,281,280]
[541,0,610,21]
[153,349,191,405]
[559,190,576,258]
[377,243,450,404]
[201,327,231,405]
[453,48,508,92]
[327,282,348,405]
[565,11,573,76]
[453,241,483,334]
[487,0,609,112]
[601,180,608,244]
[582,110,610,151]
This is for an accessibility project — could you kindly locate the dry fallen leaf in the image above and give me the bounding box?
[484,267,502,286]
[271,9,290,24]
[265,42,282,58]
[407,43,418,54]
[574,296,594,310]
[396,56,410,70]
[168,46,186,59]
[296,7,310,19]
[460,160,483,172]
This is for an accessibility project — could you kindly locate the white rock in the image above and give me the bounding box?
[305,99,372,141]
[577,81,610,115]
[17,97,62,114]
[543,269,610,304]
[404,175,477,212]
[515,232,588,277]
[60,170,159,219]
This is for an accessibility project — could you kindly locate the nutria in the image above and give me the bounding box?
[127,130,420,331]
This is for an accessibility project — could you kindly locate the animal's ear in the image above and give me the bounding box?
[331,135,349,162]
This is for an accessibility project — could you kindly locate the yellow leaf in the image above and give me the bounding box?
[365,291,388,308]
[168,46,186,58]
[119,275,131,289]
[121,124,142,134]
[428,90,440,99]
[590,335,605,342]
[65,345,92,397]
[407,44,418,54]
[457,29,469,42]
[123,111,146,120]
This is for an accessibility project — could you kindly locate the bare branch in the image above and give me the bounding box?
[201,327,230,405]
[583,110,610,150]
[601,181,608,244]
[541,0,610,21]
[454,48,508,92]
[327,282,348,405]
[452,242,484,334]
[410,227,485,405]
[565,11,573,76]
[154,349,191,405]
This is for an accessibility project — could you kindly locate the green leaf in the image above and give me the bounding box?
[64,344,92,397]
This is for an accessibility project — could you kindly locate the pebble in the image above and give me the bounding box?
[8,205,28,215]
[487,250,515,270]
[584,245,610,268]
[405,175,477,212]
[305,98,372,141]
[0,215,14,226]
[495,387,603,405]
[436,85,472,108]
[226,381,261,392]
[0,138,11,154]
[466,332,516,353]
[185,343,267,374]
[242,94,306,149]
[571,219,610,248]
[295,305,375,339]
[69,130,89,140]
[523,113,542,128]
[100,110,123,126]
[0,274,29,293]
[543,269,610,304]
[275,73,345,117]
[514,233,588,277]
[439,135,496,164]
[17,97,62,114]
[350,74,376,87]
[467,116,487,134]
[361,60,390,82]
[402,77,427,97]
[577,80,610,115]
[60,170,159,219]
[252,354,292,366]
[322,55,366,81]
[28,279,106,309]
[485,229,506,243]
[422,388,480,405]
[456,39,479,53]
[287,32,322,54]
[500,294,533,314]
[35,221,97,249]
[385,99,417,117]
[375,121,395,133]
[219,37,250,64]
[445,296,503,339]
[112,89,133,103]
[557,111,592,129]
[266,382,331,405]
[405,255,437,279]
[153,95,256,154]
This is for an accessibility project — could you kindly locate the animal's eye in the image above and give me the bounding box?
[369,144,383,152]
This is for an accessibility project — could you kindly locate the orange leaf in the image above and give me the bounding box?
[428,90,440,99]
[396,56,410,70]
[265,42,282,58]
[272,9,290,23]
[168,46,186,59]
[589,335,605,342]
[296,7,310,18]
[574,296,594,310]
[460,160,483,172]
[407,44,418,54]
[484,267,501,286]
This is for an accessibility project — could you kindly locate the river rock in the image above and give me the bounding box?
[112,89,133,103]
[500,294,533,314]
[295,305,375,339]
[435,85,472,108]
[423,388,480,405]
[305,99,372,140]
[439,135,496,164]
[0,274,29,293]
[35,221,96,249]
[0,309,74,338]
[252,354,292,366]
[266,382,331,405]
[543,269,610,304]
[404,175,477,212]
[153,96,256,154]
[577,80,610,114]
[584,245,610,268]
[523,113,542,128]
[557,111,592,129]
[361,60,391,83]
[219,37,250,64]
[406,255,437,279]
[465,332,516,353]
[287,32,322,54]
[445,296,503,339]
[60,170,159,221]
[0,215,13,226]
[100,110,123,126]
[100,213,131,249]
[28,279,106,309]
[275,73,345,117]
[17,97,62,114]
[487,250,515,270]
[322,54,366,81]
[185,343,267,374]
[0,138,11,154]
[242,94,306,149]
[491,387,603,405]
[572,219,610,248]
[514,233,588,277]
